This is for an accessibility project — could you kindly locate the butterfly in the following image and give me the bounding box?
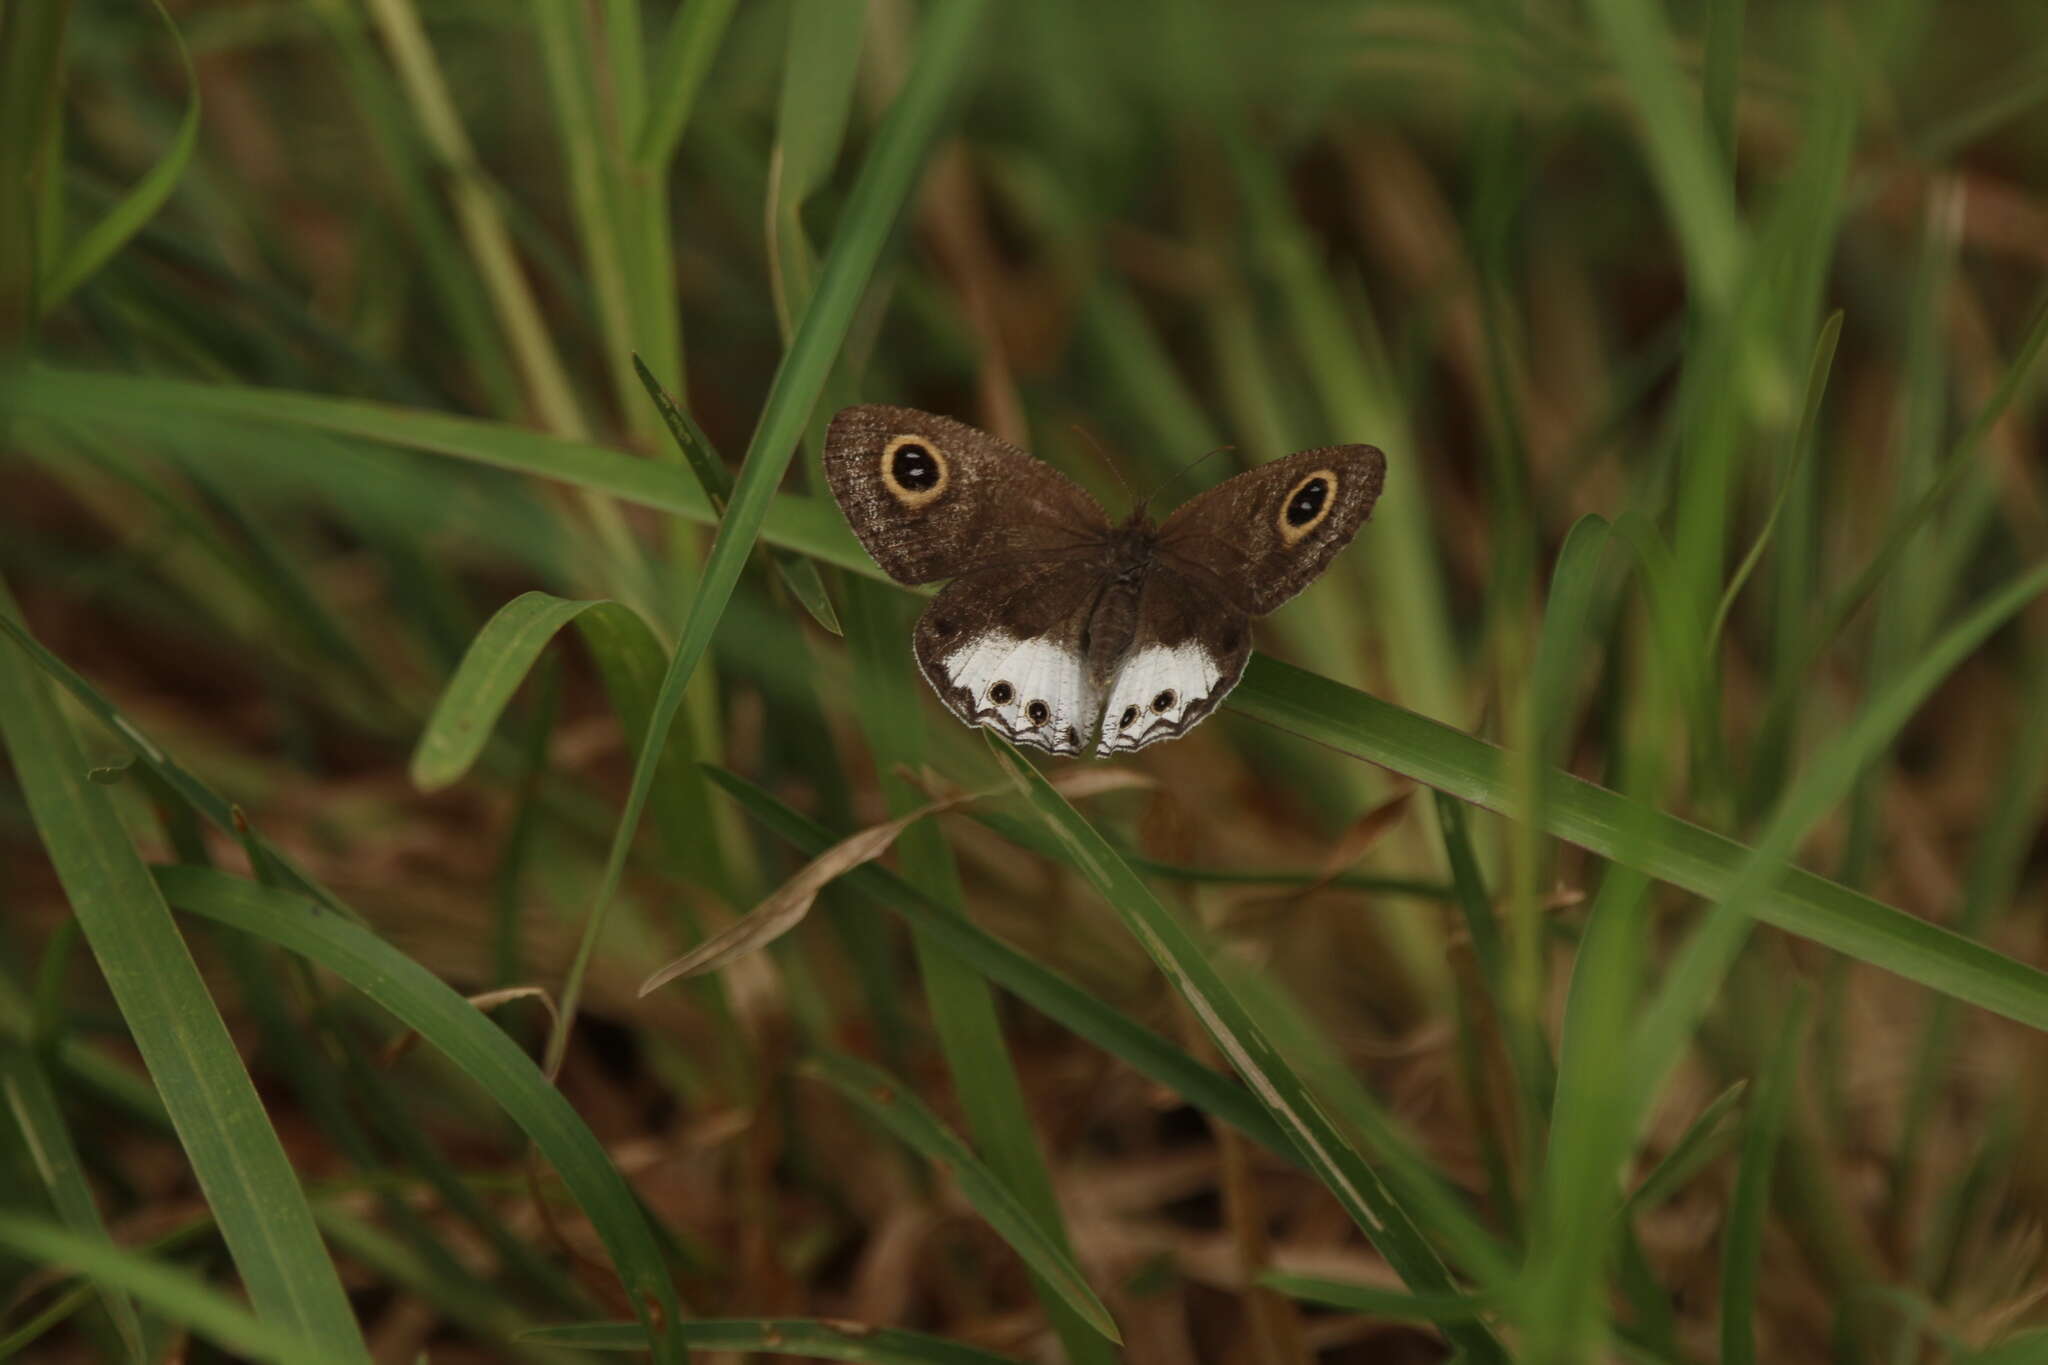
[824,405,1386,757]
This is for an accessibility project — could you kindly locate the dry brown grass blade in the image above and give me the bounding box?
[638,767,1154,994]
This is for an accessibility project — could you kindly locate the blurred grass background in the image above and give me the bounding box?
[4,0,2048,1361]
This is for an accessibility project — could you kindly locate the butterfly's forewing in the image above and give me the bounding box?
[1095,571,1253,755]
[1155,445,1386,616]
[823,405,1112,585]
[912,561,1105,756]
[1096,444,1386,754]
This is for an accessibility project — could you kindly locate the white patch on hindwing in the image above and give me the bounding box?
[936,630,1098,755]
[1098,642,1223,754]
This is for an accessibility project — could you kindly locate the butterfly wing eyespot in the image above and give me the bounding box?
[988,680,1015,705]
[1276,468,1339,545]
[1119,705,1139,728]
[1025,700,1051,726]
[1151,689,1176,713]
[879,434,951,507]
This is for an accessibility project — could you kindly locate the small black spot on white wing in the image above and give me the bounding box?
[1065,726,1080,747]
[989,680,1015,705]
[1151,689,1177,713]
[1026,700,1050,726]
[1119,705,1139,728]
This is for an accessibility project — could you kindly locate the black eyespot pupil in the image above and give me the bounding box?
[891,442,941,491]
[1286,478,1328,527]
[1152,690,1176,712]
[1120,706,1138,727]
[989,681,1013,704]
[1027,701,1049,724]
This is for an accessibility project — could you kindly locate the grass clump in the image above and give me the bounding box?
[6,2,2048,1362]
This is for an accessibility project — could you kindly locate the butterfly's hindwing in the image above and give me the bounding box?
[913,564,1105,756]
[1096,570,1253,755]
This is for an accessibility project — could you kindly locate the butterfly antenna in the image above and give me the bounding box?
[1138,444,1236,513]
[1070,424,1134,507]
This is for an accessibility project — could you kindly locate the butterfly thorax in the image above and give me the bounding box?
[1078,516,1161,684]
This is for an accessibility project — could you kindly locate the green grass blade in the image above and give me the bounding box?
[634,0,739,167]
[988,738,1507,1363]
[150,865,689,1363]
[410,591,600,790]
[701,763,1294,1160]
[1227,650,2048,1031]
[0,614,350,914]
[631,354,841,633]
[526,1318,1027,1362]
[0,605,371,1361]
[1622,1080,1748,1218]
[2,1048,149,1361]
[0,1215,354,1365]
[41,1,200,312]
[800,1051,1120,1343]
[837,576,1115,1364]
[531,0,639,429]
[1259,1272,1491,1323]
[1584,0,1742,308]
[0,0,67,345]
[1720,997,1807,1365]
[1708,310,1842,649]
[415,588,729,900]
[1625,558,2048,1115]
[570,0,991,1061]
[0,366,879,578]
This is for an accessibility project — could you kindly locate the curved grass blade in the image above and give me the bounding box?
[1259,1272,1491,1324]
[702,764,1292,1158]
[1708,311,1842,649]
[411,591,600,790]
[988,738,1506,1363]
[2,1048,148,1361]
[0,367,878,579]
[526,1317,1025,1362]
[1227,648,2048,1033]
[0,615,349,914]
[631,354,840,633]
[0,603,371,1362]
[0,1216,354,1365]
[41,1,200,312]
[410,589,729,903]
[150,865,689,1364]
[838,574,1117,1365]
[800,1051,1120,1344]
[570,0,992,1071]
[1621,1080,1747,1219]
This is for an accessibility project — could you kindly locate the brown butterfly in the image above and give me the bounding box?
[824,405,1385,756]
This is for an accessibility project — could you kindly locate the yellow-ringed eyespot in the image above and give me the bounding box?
[879,434,950,507]
[1277,469,1338,544]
